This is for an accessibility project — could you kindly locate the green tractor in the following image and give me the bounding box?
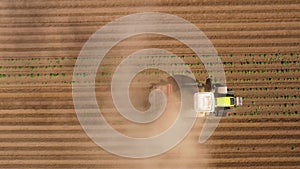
[194,78,243,116]
[151,75,243,117]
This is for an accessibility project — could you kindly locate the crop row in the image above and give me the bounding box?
[0,52,299,64]
[0,73,299,89]
[0,68,299,84]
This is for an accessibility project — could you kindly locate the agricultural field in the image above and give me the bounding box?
[0,0,299,169]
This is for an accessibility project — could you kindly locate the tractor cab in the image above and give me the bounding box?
[194,92,215,113]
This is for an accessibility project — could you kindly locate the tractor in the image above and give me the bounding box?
[194,78,243,116]
[151,75,243,117]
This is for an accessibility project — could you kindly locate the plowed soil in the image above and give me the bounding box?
[0,0,299,169]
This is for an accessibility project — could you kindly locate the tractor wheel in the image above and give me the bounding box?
[214,109,233,117]
[214,109,224,116]
[204,78,212,92]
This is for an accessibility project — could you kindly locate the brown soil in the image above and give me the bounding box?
[0,0,299,168]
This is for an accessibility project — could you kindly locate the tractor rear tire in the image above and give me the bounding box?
[215,109,233,117]
[204,78,212,92]
[214,109,225,116]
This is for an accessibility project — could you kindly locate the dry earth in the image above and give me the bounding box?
[0,0,299,168]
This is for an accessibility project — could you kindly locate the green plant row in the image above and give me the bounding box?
[0,52,299,63]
